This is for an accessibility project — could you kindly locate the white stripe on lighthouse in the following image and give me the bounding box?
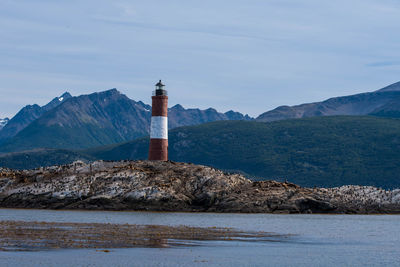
[150,116,168,139]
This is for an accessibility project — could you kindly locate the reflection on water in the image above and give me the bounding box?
[0,220,291,251]
[0,209,400,266]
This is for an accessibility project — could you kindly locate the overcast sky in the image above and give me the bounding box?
[1,0,400,118]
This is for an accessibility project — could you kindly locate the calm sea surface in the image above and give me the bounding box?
[0,208,399,266]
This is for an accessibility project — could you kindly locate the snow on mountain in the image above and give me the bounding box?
[0,118,9,130]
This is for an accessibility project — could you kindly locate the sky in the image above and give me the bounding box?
[1,0,400,118]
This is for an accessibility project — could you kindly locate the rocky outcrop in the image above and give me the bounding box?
[0,161,399,214]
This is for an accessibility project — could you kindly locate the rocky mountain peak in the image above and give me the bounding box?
[0,92,73,142]
[59,92,72,101]
[99,88,120,96]
[44,92,73,111]
[170,104,184,110]
[257,81,400,122]
[135,101,151,112]
[377,81,400,92]
[225,110,253,121]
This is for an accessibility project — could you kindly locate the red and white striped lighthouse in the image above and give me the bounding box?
[148,80,168,161]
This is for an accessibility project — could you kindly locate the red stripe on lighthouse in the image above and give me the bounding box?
[151,96,168,117]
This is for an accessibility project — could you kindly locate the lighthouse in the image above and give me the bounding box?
[148,80,168,161]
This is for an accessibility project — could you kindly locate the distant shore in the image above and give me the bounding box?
[1,160,399,214]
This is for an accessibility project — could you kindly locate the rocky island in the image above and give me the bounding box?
[0,160,399,214]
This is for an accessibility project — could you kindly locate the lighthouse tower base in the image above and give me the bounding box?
[149,139,168,161]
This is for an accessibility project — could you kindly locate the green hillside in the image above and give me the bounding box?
[0,149,94,170]
[87,116,400,189]
[0,123,132,152]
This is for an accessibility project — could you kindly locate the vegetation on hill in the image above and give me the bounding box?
[0,149,93,170]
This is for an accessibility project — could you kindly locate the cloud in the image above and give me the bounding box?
[366,61,400,67]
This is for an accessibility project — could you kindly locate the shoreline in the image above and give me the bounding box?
[1,207,400,215]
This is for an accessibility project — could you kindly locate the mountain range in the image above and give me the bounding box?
[256,81,400,122]
[0,89,251,152]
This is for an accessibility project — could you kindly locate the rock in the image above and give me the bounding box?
[295,198,336,213]
[0,160,399,214]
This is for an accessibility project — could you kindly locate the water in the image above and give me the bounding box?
[0,209,399,266]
